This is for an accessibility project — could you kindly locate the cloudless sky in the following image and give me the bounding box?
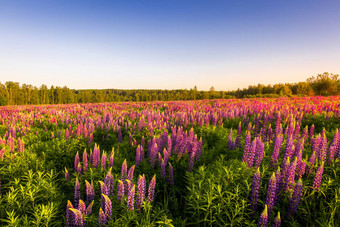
[1,0,340,90]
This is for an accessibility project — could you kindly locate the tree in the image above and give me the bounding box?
[307,72,339,96]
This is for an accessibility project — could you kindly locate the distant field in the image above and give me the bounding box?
[0,96,340,226]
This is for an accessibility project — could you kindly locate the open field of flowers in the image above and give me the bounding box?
[0,96,340,226]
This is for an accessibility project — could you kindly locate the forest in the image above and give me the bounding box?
[0,72,339,106]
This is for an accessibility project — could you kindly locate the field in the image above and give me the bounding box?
[0,96,340,227]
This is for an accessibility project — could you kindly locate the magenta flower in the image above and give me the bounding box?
[117,180,125,202]
[272,212,281,227]
[85,200,94,215]
[66,200,74,227]
[168,162,174,185]
[65,167,70,181]
[83,149,88,172]
[147,175,156,203]
[250,168,261,212]
[258,205,268,227]
[288,178,303,216]
[127,165,135,182]
[98,207,107,226]
[74,151,80,170]
[69,208,84,227]
[188,151,195,172]
[102,194,112,219]
[109,148,114,168]
[136,175,145,210]
[127,185,136,212]
[74,178,81,208]
[312,162,324,191]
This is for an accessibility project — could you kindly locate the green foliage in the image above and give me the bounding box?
[185,156,255,226]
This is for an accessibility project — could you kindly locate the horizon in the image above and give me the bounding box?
[1,0,340,90]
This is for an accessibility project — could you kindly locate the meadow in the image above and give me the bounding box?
[0,96,339,226]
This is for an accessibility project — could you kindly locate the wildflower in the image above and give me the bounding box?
[288,178,303,216]
[258,205,268,227]
[312,162,324,191]
[127,185,135,211]
[146,175,156,203]
[250,168,261,212]
[74,178,81,208]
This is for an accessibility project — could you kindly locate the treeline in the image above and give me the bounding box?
[0,72,339,106]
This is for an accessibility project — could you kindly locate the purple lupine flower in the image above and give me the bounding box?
[78,200,86,214]
[99,181,109,209]
[250,168,261,212]
[76,162,82,175]
[312,162,324,191]
[101,151,107,170]
[328,145,336,165]
[161,159,166,179]
[285,157,297,191]
[127,185,136,212]
[65,129,70,140]
[127,165,135,182]
[121,159,128,191]
[88,133,93,146]
[140,145,145,163]
[167,135,172,156]
[109,148,114,168]
[74,178,81,208]
[136,175,146,210]
[85,180,95,204]
[283,136,294,164]
[288,178,303,216]
[102,194,112,219]
[272,212,281,227]
[150,143,158,168]
[265,173,277,219]
[146,175,156,203]
[126,180,134,196]
[163,148,169,164]
[65,167,70,181]
[104,168,114,196]
[168,162,174,185]
[188,151,195,172]
[254,138,264,168]
[258,205,268,227]
[270,134,283,168]
[117,180,125,202]
[158,153,162,168]
[297,160,307,179]
[235,122,242,149]
[129,133,133,146]
[70,208,84,227]
[307,150,316,175]
[98,207,107,226]
[301,125,308,141]
[74,152,80,170]
[247,138,257,167]
[92,144,101,168]
[318,132,327,162]
[118,127,123,143]
[242,131,251,163]
[66,200,74,227]
[141,136,145,148]
[85,200,94,215]
[136,145,141,166]
[83,149,88,172]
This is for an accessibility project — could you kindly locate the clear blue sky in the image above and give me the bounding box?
[1,0,339,90]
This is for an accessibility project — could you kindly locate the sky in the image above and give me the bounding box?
[0,0,340,91]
